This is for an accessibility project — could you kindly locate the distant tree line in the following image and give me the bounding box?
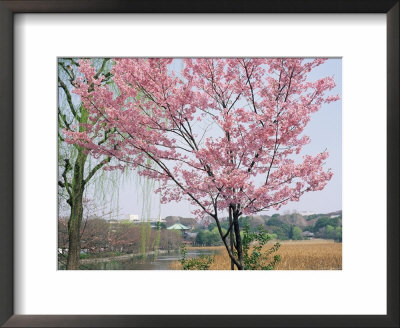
[266,214,342,242]
[188,212,342,244]
[58,218,182,256]
[302,216,342,241]
[59,211,342,260]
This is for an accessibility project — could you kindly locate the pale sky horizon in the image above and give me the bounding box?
[73,58,342,220]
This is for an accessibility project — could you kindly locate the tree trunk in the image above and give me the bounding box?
[213,214,241,269]
[233,213,244,270]
[66,150,87,270]
[228,207,234,270]
[66,192,83,269]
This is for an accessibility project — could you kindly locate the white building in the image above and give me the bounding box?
[128,214,166,223]
[129,214,140,222]
[148,215,166,223]
[299,211,316,216]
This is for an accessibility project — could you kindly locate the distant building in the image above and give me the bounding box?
[302,231,315,239]
[167,223,189,236]
[300,211,316,216]
[330,214,340,218]
[129,214,166,224]
[147,215,165,223]
[157,215,166,223]
[167,223,189,230]
[129,214,140,222]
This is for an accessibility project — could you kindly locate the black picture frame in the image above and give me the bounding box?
[0,1,398,327]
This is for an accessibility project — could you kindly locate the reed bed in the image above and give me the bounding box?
[169,240,342,270]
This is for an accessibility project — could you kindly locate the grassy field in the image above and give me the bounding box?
[169,239,342,270]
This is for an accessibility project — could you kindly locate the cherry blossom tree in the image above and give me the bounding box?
[66,58,339,270]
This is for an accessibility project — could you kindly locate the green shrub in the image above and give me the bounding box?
[242,224,281,270]
[335,226,342,242]
[179,244,214,270]
[195,230,222,246]
[292,226,303,240]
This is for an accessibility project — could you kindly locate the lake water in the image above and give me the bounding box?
[59,249,217,270]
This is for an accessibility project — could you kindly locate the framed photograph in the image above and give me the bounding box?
[1,1,398,327]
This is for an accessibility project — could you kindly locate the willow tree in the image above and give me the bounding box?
[58,58,115,269]
[66,58,339,270]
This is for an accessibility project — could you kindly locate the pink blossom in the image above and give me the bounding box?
[65,58,339,220]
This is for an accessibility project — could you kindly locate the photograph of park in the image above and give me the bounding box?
[58,57,342,270]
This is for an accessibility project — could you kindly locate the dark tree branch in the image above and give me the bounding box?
[58,76,79,120]
[83,157,111,186]
[59,158,73,201]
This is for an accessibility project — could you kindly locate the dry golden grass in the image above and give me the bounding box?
[273,240,342,270]
[169,239,342,270]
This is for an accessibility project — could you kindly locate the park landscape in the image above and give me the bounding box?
[58,57,342,270]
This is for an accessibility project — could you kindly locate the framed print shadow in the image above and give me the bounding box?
[1,1,399,327]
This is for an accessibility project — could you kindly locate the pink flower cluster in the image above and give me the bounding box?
[65,58,339,219]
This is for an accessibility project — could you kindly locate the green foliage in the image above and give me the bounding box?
[179,244,214,270]
[238,216,250,228]
[335,226,342,242]
[272,223,291,240]
[292,226,303,240]
[314,217,339,231]
[266,217,283,227]
[326,225,335,239]
[208,221,230,231]
[195,230,206,245]
[271,213,280,218]
[324,225,342,242]
[328,217,339,227]
[141,221,151,257]
[270,233,278,240]
[288,225,294,239]
[242,224,281,270]
[207,223,216,231]
[306,214,318,221]
[247,216,266,231]
[195,230,221,246]
[155,221,166,230]
[211,226,227,236]
[302,226,313,232]
[120,220,136,227]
